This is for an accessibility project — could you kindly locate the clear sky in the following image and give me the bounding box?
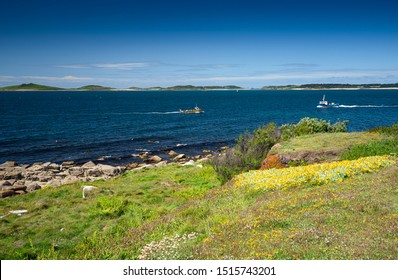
[1,0,398,88]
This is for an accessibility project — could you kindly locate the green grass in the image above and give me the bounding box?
[269,132,386,156]
[0,164,220,259]
[340,139,398,160]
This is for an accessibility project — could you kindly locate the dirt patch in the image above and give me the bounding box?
[276,150,341,165]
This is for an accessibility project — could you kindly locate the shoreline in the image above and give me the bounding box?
[0,148,219,199]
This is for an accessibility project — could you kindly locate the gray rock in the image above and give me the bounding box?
[147,155,162,163]
[96,164,122,176]
[0,190,15,198]
[26,183,41,192]
[0,161,17,168]
[4,170,23,180]
[155,161,168,167]
[82,161,96,168]
[167,150,179,157]
[47,163,60,170]
[0,180,12,186]
[173,154,186,161]
[68,167,85,177]
[61,161,75,166]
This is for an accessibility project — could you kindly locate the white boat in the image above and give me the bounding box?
[179,106,204,114]
[317,95,339,108]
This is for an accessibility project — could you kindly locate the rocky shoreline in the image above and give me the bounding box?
[0,149,217,199]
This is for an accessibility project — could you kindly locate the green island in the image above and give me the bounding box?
[1,118,397,260]
[0,83,64,91]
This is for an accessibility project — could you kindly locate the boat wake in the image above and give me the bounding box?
[132,111,181,115]
[338,105,398,108]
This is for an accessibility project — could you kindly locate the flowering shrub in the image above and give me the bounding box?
[235,156,395,191]
[138,232,198,260]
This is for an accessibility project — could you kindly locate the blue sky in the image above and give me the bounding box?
[1,0,398,88]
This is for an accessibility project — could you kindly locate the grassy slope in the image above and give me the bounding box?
[0,134,397,260]
[269,132,386,155]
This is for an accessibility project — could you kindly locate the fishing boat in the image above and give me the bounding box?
[317,95,339,108]
[179,106,204,114]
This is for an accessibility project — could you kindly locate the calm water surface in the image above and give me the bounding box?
[0,90,397,164]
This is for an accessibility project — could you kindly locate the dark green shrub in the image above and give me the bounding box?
[212,123,280,183]
[280,118,348,140]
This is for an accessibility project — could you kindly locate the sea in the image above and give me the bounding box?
[1,90,397,165]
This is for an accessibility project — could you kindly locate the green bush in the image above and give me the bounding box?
[280,118,348,140]
[212,123,280,183]
[92,196,129,217]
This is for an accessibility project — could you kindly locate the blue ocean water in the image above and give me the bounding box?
[0,90,397,165]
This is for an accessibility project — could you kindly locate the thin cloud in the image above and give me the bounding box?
[276,63,320,68]
[190,69,398,82]
[56,62,156,70]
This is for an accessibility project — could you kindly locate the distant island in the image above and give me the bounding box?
[0,83,243,91]
[262,83,398,90]
[0,83,64,91]
[1,82,398,91]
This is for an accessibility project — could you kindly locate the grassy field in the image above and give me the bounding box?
[0,132,397,260]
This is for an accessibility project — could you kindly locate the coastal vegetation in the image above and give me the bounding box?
[0,120,397,260]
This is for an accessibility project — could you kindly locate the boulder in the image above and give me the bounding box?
[0,180,12,186]
[181,160,195,166]
[96,164,123,176]
[4,170,23,180]
[167,150,179,157]
[85,168,103,177]
[4,185,27,192]
[45,179,63,187]
[155,161,168,167]
[47,163,60,170]
[62,176,80,185]
[26,183,41,193]
[0,161,17,168]
[138,152,150,159]
[135,164,155,170]
[82,161,96,168]
[173,154,186,161]
[68,167,85,177]
[147,155,162,163]
[126,162,139,170]
[61,161,75,166]
[0,190,15,198]
[27,164,45,172]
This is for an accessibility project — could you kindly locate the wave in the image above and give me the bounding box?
[338,105,398,108]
